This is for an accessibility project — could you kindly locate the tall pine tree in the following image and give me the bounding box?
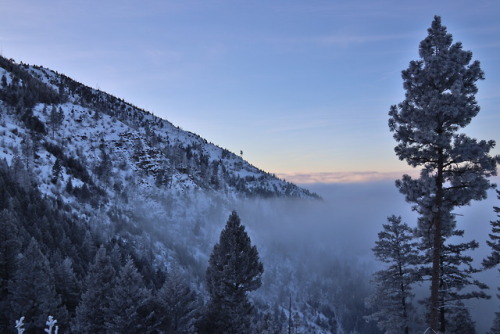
[158,266,200,334]
[73,245,116,333]
[484,190,499,334]
[9,238,67,333]
[366,216,421,334]
[201,211,263,334]
[105,256,150,334]
[388,15,499,332]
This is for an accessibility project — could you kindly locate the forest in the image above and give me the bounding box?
[0,16,499,334]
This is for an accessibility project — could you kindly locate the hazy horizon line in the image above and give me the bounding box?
[279,170,500,185]
[278,169,418,184]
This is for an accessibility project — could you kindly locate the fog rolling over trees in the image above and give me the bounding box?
[1,13,500,334]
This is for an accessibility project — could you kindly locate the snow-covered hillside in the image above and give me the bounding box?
[0,56,380,334]
[1,56,318,201]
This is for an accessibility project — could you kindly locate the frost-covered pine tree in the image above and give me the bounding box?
[484,190,499,334]
[439,232,489,311]
[483,190,500,270]
[0,210,21,333]
[105,256,150,334]
[366,216,421,334]
[201,211,264,334]
[9,238,67,333]
[73,245,115,333]
[158,266,200,334]
[444,303,476,334]
[388,15,499,332]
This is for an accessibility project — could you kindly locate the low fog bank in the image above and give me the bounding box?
[229,180,498,333]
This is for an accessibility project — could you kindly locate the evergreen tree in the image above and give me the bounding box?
[53,256,81,314]
[105,256,150,334]
[49,105,64,139]
[484,190,499,334]
[438,233,489,326]
[51,158,62,184]
[157,267,200,333]
[73,245,116,333]
[444,303,476,334]
[0,210,22,333]
[9,238,67,333]
[365,215,421,334]
[201,211,263,333]
[483,190,500,269]
[388,15,499,332]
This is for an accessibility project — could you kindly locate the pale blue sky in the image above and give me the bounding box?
[1,0,499,182]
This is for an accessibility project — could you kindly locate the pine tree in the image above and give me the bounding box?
[73,245,115,333]
[53,257,81,314]
[9,238,67,333]
[105,256,150,334]
[201,211,264,333]
[483,190,500,269]
[158,267,200,333]
[484,190,499,334]
[444,302,476,334]
[438,233,489,324]
[388,15,499,332]
[366,216,421,334]
[49,105,63,139]
[51,158,62,184]
[0,210,21,333]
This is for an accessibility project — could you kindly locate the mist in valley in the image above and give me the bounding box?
[222,180,500,333]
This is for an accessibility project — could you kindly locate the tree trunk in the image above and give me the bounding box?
[429,150,444,332]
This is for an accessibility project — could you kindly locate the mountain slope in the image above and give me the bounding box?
[0,56,378,334]
[0,55,318,201]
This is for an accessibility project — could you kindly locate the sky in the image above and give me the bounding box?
[1,0,499,183]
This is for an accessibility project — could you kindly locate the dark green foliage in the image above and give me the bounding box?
[53,257,81,314]
[0,210,22,333]
[0,56,64,108]
[9,238,68,333]
[73,246,116,333]
[484,190,500,334]
[366,216,421,334]
[483,190,500,269]
[202,211,263,333]
[20,108,46,135]
[105,257,150,333]
[51,158,62,184]
[388,16,499,331]
[49,105,64,138]
[445,303,476,334]
[158,268,200,333]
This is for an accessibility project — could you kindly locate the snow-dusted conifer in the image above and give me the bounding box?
[53,256,81,313]
[49,105,63,139]
[105,256,150,333]
[366,215,421,334]
[73,245,115,333]
[439,232,489,303]
[202,210,263,333]
[444,303,476,334]
[483,190,500,270]
[484,190,499,334]
[388,15,499,332]
[158,266,200,333]
[0,209,22,333]
[9,238,67,333]
[418,230,489,332]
